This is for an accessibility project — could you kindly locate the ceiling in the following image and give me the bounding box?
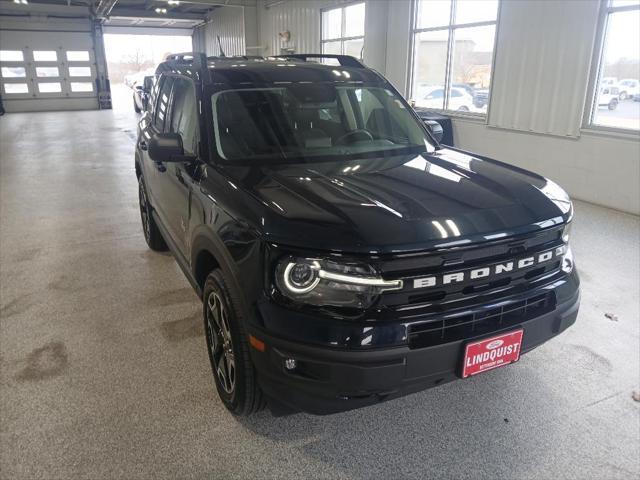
[0,0,243,20]
[0,0,244,30]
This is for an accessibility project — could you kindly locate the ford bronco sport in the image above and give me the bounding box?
[135,53,580,416]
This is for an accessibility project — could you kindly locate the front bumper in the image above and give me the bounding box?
[249,278,580,415]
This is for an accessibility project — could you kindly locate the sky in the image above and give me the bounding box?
[104,34,193,64]
[604,9,640,62]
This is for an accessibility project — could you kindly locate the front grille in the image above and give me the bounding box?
[408,291,556,349]
[376,225,565,314]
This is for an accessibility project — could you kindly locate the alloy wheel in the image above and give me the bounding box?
[206,291,236,394]
[139,181,151,242]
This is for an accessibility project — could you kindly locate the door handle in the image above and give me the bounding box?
[139,140,148,151]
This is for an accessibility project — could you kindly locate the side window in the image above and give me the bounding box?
[154,76,174,131]
[148,75,161,120]
[168,78,198,155]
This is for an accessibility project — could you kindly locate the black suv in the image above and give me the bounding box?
[135,53,580,416]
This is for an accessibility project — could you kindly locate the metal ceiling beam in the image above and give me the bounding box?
[0,2,90,16]
[95,0,119,17]
[108,6,206,20]
[169,0,257,7]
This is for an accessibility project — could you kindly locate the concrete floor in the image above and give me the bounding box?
[1,106,639,480]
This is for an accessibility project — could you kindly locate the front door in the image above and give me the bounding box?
[153,76,201,257]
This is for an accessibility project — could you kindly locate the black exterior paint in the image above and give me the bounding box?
[135,56,580,414]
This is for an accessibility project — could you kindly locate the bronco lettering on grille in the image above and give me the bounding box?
[412,246,565,289]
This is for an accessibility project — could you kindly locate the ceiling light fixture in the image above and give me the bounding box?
[155,7,167,13]
[167,0,180,5]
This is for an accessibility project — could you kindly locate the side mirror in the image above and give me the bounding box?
[148,133,192,163]
[135,85,144,91]
[423,120,444,144]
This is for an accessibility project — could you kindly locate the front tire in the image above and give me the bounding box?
[133,95,141,113]
[203,269,265,416]
[138,176,168,251]
[608,98,618,110]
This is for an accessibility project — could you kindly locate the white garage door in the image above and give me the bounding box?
[0,30,99,112]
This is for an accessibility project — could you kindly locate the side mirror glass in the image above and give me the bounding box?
[423,120,444,144]
[148,133,192,162]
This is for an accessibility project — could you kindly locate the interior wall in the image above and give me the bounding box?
[255,0,387,71]
[193,6,247,56]
[487,0,600,138]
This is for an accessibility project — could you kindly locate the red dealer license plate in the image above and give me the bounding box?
[461,329,524,378]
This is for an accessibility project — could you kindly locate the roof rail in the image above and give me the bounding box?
[159,52,210,82]
[164,52,207,70]
[206,55,265,61]
[277,54,365,68]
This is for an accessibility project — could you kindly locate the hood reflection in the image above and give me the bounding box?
[218,147,571,253]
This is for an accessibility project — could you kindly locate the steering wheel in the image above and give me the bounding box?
[336,129,374,145]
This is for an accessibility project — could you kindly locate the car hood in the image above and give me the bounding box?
[223,147,572,254]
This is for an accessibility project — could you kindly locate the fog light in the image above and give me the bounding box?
[561,246,574,273]
[284,358,297,370]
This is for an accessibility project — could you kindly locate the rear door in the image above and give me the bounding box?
[139,75,174,229]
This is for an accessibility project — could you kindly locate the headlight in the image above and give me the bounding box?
[275,257,403,308]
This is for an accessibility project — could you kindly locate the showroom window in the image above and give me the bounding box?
[409,0,499,115]
[587,0,640,132]
[321,3,366,60]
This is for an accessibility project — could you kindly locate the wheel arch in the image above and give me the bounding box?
[191,228,246,305]
[135,154,142,179]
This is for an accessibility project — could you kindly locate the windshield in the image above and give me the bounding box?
[211,85,435,163]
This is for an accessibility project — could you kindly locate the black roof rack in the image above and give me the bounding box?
[164,52,208,70]
[277,54,365,68]
[207,55,265,61]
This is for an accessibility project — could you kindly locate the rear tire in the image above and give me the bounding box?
[203,269,265,416]
[138,176,168,251]
[608,98,618,110]
[619,91,627,101]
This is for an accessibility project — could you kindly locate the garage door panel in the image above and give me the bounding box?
[0,30,99,112]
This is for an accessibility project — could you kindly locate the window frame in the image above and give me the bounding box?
[583,0,640,135]
[153,75,176,132]
[320,2,366,59]
[408,0,501,118]
[167,76,200,156]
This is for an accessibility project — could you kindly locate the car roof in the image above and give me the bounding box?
[210,59,384,85]
[156,56,385,86]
